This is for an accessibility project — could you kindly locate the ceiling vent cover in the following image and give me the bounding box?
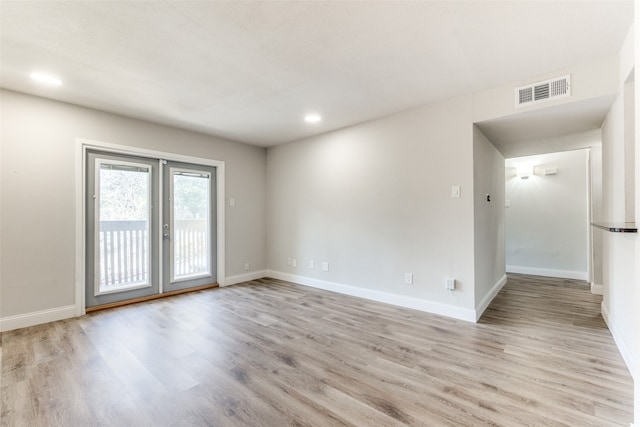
[515,75,570,107]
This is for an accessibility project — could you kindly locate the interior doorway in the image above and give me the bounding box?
[504,149,592,282]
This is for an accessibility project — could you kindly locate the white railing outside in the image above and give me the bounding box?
[99,219,208,289]
[99,220,149,290]
[173,219,209,279]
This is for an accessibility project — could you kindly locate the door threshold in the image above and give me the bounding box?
[86,283,219,313]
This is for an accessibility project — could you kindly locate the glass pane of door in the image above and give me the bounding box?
[86,151,159,308]
[98,161,151,293]
[163,161,216,292]
[172,170,211,281]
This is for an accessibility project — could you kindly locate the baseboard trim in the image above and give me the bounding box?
[506,265,588,281]
[590,282,604,295]
[601,301,636,380]
[266,270,476,322]
[1,271,268,332]
[475,274,508,321]
[0,305,76,332]
[225,270,267,286]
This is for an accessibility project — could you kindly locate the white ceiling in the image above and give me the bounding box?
[0,1,634,147]
[476,94,617,158]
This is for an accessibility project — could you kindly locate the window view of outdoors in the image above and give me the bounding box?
[173,173,210,280]
[98,164,150,293]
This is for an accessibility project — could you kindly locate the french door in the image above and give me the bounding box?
[162,161,216,292]
[86,150,216,308]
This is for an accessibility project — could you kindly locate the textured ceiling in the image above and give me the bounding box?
[476,95,617,158]
[0,1,634,147]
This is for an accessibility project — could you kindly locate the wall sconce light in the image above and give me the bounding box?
[516,166,534,179]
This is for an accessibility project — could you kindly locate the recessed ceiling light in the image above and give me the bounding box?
[30,72,62,86]
[304,114,322,123]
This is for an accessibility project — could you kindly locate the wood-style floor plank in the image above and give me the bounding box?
[1,274,634,426]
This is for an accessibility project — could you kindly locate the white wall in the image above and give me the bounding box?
[603,96,628,221]
[624,78,635,222]
[472,126,506,315]
[505,150,589,280]
[0,89,267,323]
[634,7,640,424]
[267,95,479,321]
[590,145,604,290]
[474,56,620,123]
[599,23,637,381]
[493,128,602,160]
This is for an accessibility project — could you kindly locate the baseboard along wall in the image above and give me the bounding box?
[266,270,478,322]
[590,282,604,295]
[506,265,588,281]
[601,301,636,381]
[0,305,77,333]
[224,270,268,287]
[0,271,267,332]
[475,274,508,321]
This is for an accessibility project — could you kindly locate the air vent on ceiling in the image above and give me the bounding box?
[515,74,570,107]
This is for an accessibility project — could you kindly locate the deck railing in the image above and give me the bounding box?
[173,219,209,278]
[99,220,148,288]
[99,219,208,289]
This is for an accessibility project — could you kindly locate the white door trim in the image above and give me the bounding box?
[75,138,226,316]
[586,148,592,285]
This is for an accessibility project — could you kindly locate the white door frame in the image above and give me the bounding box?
[586,148,593,286]
[75,138,226,316]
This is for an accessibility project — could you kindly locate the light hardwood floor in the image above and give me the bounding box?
[1,275,634,426]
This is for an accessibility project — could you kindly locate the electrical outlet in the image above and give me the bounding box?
[309,260,315,269]
[321,262,329,272]
[287,258,292,266]
[244,263,250,271]
[446,278,456,291]
[405,273,413,284]
[292,258,297,267]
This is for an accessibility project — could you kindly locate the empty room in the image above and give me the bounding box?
[1,1,638,426]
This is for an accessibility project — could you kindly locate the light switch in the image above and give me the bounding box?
[229,198,236,206]
[451,186,460,198]
[505,200,511,208]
